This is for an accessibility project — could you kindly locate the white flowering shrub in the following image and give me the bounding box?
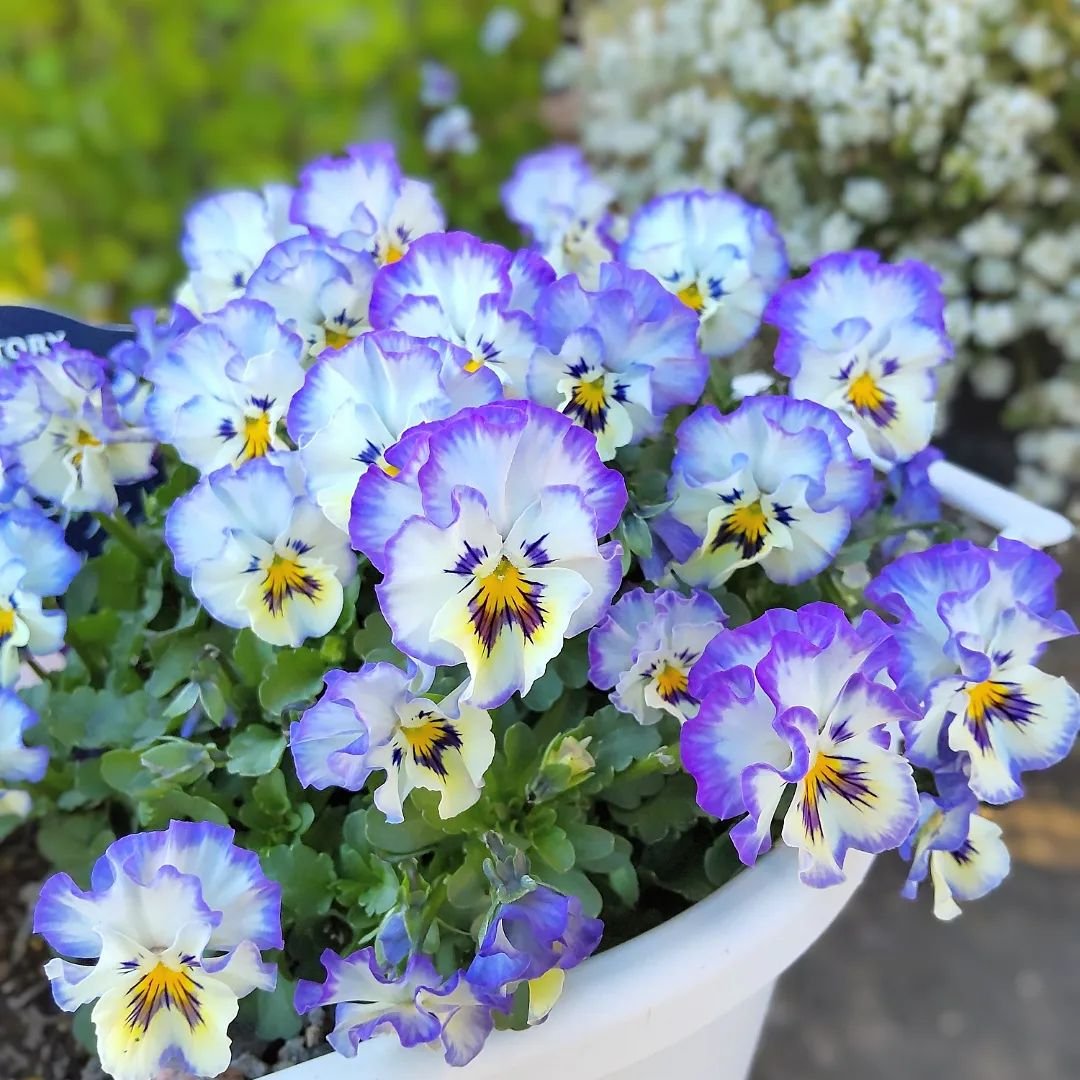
[558,0,1079,512]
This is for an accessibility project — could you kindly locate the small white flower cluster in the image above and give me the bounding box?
[562,0,1079,511]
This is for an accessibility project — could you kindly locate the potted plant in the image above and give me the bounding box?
[3,144,1076,1080]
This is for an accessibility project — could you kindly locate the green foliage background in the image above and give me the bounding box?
[0,0,559,319]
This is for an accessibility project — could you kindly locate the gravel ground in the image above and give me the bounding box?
[0,831,86,1080]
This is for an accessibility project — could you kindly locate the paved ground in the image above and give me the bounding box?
[756,539,1080,1080]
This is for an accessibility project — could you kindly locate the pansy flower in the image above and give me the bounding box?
[165,456,356,647]
[0,507,80,686]
[502,146,615,287]
[880,446,944,557]
[369,232,552,394]
[683,603,920,887]
[527,264,707,459]
[352,401,626,708]
[0,689,49,818]
[291,142,445,265]
[620,190,788,357]
[866,539,1080,803]
[178,184,303,315]
[286,330,500,532]
[765,251,952,463]
[588,588,725,725]
[295,948,506,1066]
[901,788,1010,921]
[656,396,874,588]
[466,883,603,1014]
[245,234,378,362]
[146,300,305,473]
[0,347,156,514]
[0,456,31,513]
[289,662,495,822]
[34,821,281,1080]
[108,304,197,426]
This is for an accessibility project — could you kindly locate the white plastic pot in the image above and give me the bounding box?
[276,464,1074,1080]
[281,847,871,1080]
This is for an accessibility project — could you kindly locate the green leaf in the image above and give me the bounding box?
[540,868,603,918]
[498,722,540,793]
[146,635,204,697]
[351,610,393,659]
[563,823,616,869]
[346,806,446,856]
[337,850,399,916]
[37,812,115,886]
[531,824,576,874]
[71,1004,96,1054]
[252,769,292,816]
[255,974,304,1041]
[163,681,200,720]
[233,629,275,687]
[140,739,214,782]
[198,680,227,726]
[259,648,328,715]
[704,834,742,888]
[621,514,654,558]
[138,790,230,829]
[610,773,701,845]
[710,589,753,629]
[553,637,590,690]
[226,725,286,777]
[582,706,662,774]
[522,666,563,712]
[99,748,160,799]
[263,843,337,923]
[47,687,166,749]
[56,759,111,810]
[445,846,488,911]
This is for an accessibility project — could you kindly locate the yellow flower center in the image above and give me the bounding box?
[0,606,15,641]
[464,356,486,373]
[846,371,889,415]
[966,679,1009,721]
[800,752,875,840]
[570,376,608,417]
[677,282,705,312]
[470,556,545,654]
[382,243,405,265]
[69,427,102,468]
[240,412,273,460]
[124,960,203,1036]
[261,553,321,615]
[323,326,353,350]
[654,662,690,702]
[399,712,463,777]
[712,499,770,558]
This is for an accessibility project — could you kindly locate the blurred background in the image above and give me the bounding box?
[0,0,560,317]
[0,1,1076,1077]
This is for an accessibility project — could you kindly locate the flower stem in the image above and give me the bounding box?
[93,510,156,564]
[25,654,50,682]
[64,625,104,682]
[412,877,449,953]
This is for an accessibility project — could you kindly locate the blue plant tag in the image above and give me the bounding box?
[0,304,134,362]
[0,305,145,555]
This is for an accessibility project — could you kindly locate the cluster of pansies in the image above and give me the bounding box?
[1,141,1075,1080]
